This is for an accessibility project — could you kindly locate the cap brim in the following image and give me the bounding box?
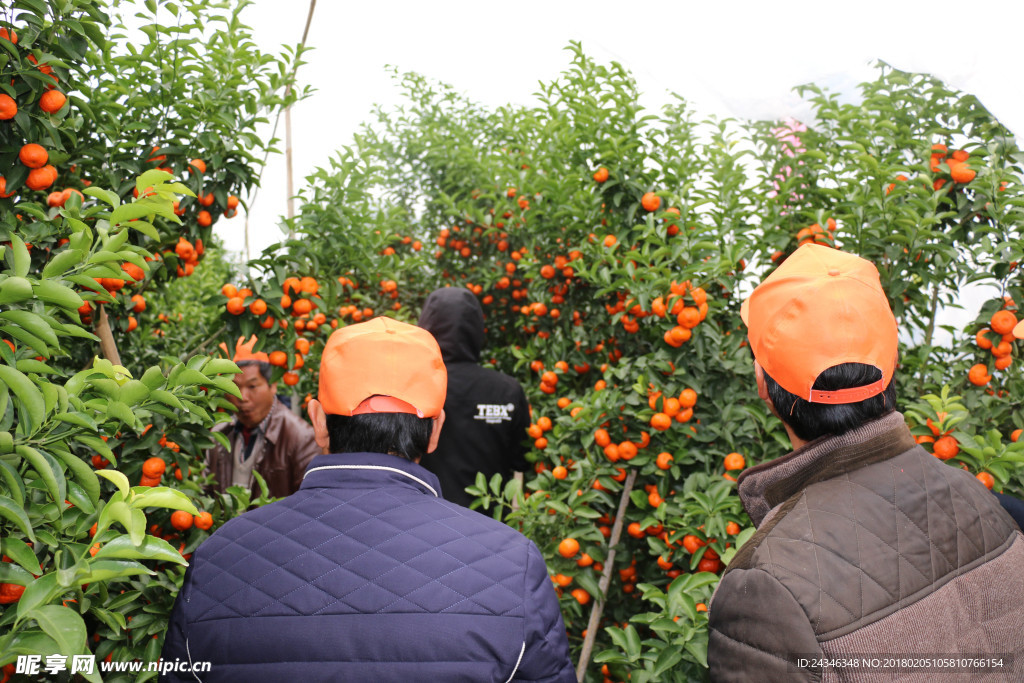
[1015,319,1024,340]
[740,298,750,326]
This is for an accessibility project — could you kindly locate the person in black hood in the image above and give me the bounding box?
[418,286,530,506]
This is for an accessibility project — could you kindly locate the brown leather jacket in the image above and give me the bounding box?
[708,411,1024,682]
[206,400,321,499]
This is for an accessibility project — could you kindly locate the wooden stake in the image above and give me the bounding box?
[575,469,638,682]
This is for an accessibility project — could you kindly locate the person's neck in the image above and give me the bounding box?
[784,422,809,451]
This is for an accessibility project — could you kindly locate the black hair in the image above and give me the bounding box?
[761,362,896,442]
[236,360,273,384]
[325,413,433,461]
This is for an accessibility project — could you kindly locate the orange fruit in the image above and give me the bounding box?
[594,429,611,447]
[976,472,995,490]
[968,363,991,386]
[697,557,722,573]
[618,441,638,460]
[282,371,300,386]
[990,310,1017,335]
[197,210,212,227]
[221,283,238,298]
[300,276,319,295]
[627,522,645,539]
[226,195,240,210]
[656,452,674,470]
[571,588,591,605]
[198,192,214,207]
[226,297,245,315]
[726,521,741,535]
[188,158,206,174]
[557,397,571,409]
[576,553,593,568]
[1011,428,1022,443]
[126,316,138,332]
[268,350,288,367]
[650,412,672,431]
[292,298,313,315]
[724,452,746,471]
[552,465,568,480]
[933,435,959,460]
[679,388,697,408]
[537,416,553,431]
[0,93,17,120]
[648,490,663,508]
[249,298,267,315]
[558,538,580,558]
[994,356,1012,371]
[25,165,57,191]
[193,511,214,530]
[170,510,194,531]
[0,28,17,44]
[19,143,48,169]
[602,234,617,248]
[552,573,573,587]
[39,90,66,113]
[949,163,975,184]
[641,192,661,212]
[677,307,700,329]
[975,329,993,349]
[682,534,705,554]
[593,167,609,183]
[142,457,166,478]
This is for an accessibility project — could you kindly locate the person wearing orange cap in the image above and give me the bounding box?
[162,319,575,682]
[707,244,1024,681]
[205,335,319,499]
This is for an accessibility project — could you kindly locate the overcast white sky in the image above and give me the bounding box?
[223,0,1024,259]
[202,0,1022,336]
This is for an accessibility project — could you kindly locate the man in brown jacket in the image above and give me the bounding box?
[708,245,1024,681]
[206,336,320,498]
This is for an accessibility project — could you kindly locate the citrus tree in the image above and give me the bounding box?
[1,0,304,677]
[214,45,1023,682]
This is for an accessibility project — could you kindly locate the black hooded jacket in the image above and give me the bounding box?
[418,287,530,506]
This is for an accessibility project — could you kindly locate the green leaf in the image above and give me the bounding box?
[0,276,34,305]
[117,379,150,406]
[76,559,153,583]
[15,573,62,624]
[623,624,642,661]
[202,358,240,375]
[41,248,85,278]
[652,645,684,676]
[95,470,130,497]
[93,535,187,564]
[51,448,101,506]
[0,495,35,542]
[26,605,88,656]
[128,486,199,514]
[0,459,26,506]
[31,279,86,311]
[9,233,30,277]
[83,187,120,207]
[150,389,184,409]
[140,366,166,390]
[0,310,60,347]
[16,445,65,504]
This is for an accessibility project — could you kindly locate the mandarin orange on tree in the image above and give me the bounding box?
[558,537,580,558]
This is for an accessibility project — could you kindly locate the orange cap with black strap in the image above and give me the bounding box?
[741,244,898,404]
[318,317,447,418]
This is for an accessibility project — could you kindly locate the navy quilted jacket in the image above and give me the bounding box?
[160,452,575,682]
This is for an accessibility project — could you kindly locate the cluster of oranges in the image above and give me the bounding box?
[647,387,698,432]
[970,305,1018,382]
[930,144,976,190]
[795,217,837,248]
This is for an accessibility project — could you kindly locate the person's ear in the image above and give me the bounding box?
[426,409,446,454]
[754,360,773,407]
[307,399,330,454]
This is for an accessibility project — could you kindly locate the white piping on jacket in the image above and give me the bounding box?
[185,637,203,682]
[505,641,526,682]
[303,464,439,498]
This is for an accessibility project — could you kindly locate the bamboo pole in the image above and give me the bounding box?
[575,469,638,682]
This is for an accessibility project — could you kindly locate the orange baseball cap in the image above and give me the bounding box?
[1014,319,1024,340]
[741,244,898,404]
[218,335,269,363]
[318,317,447,418]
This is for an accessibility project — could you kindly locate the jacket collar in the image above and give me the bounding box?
[231,397,286,445]
[300,452,442,498]
[737,410,916,526]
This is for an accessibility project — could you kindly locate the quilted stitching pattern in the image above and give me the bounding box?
[747,447,1016,637]
[187,472,530,624]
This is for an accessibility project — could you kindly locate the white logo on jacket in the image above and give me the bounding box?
[474,404,515,424]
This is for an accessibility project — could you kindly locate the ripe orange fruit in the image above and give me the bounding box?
[571,588,591,605]
[25,165,57,191]
[933,435,959,460]
[576,553,593,568]
[141,457,166,478]
[19,143,48,169]
[641,192,661,212]
[557,397,571,409]
[300,276,319,295]
[292,298,313,315]
[724,452,746,471]
[602,234,617,248]
[0,28,17,44]
[968,363,991,386]
[975,328,993,349]
[249,298,267,315]
[198,192,214,207]
[193,511,214,530]
[618,441,638,460]
[990,310,1017,335]
[679,388,697,408]
[976,472,995,490]
[558,537,580,558]
[226,195,240,210]
[994,356,1012,371]
[552,465,568,480]
[682,534,705,554]
[0,93,17,120]
[627,522,645,539]
[282,371,300,386]
[197,210,212,227]
[170,510,194,531]
[677,307,701,329]
[268,350,287,367]
[552,573,573,587]
[656,452,674,470]
[226,297,245,315]
[949,163,975,184]
[593,166,609,183]
[39,90,66,113]
[697,557,722,573]
[594,429,611,447]
[221,283,238,298]
[188,158,206,174]
[650,412,672,431]
[1012,428,1022,443]
[726,521,741,535]
[648,490,663,508]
